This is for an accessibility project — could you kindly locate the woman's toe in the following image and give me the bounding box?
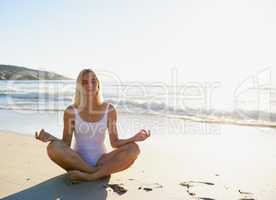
[68,170,79,180]
[67,170,89,182]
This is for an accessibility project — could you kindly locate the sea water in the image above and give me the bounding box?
[0,80,275,136]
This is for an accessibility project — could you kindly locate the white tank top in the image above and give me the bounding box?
[72,103,110,166]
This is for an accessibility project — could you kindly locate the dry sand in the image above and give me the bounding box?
[1,123,276,200]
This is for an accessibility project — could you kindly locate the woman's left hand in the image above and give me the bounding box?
[133,129,151,142]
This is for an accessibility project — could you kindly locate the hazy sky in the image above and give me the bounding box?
[1,0,276,86]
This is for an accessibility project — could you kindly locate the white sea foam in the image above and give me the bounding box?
[0,80,275,127]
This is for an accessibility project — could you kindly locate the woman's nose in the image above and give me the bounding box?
[87,82,96,88]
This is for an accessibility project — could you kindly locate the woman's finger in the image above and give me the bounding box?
[37,133,42,140]
[42,134,48,140]
[146,129,150,137]
[141,129,147,133]
[40,129,44,135]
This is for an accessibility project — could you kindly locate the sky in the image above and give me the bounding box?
[1,0,276,87]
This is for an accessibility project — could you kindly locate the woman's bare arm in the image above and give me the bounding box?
[35,105,75,146]
[107,104,150,148]
[62,105,75,147]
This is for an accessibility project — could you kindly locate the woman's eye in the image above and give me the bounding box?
[81,80,88,85]
[81,80,97,85]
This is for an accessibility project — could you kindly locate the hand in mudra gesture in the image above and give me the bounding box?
[35,129,56,143]
[133,129,151,142]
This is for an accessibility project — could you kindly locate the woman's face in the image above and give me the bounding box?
[81,72,99,96]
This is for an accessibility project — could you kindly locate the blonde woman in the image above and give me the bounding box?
[35,69,151,182]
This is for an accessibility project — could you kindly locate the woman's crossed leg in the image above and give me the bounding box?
[47,140,140,182]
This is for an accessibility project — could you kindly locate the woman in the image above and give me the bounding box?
[35,69,151,182]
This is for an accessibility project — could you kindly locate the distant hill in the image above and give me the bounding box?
[0,65,72,80]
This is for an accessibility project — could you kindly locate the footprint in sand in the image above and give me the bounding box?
[104,183,128,195]
[180,181,215,187]
[138,182,163,192]
[238,199,255,200]
[107,178,163,193]
[179,180,215,200]
[138,187,152,192]
[238,189,255,200]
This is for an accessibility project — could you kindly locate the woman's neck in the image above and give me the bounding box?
[83,96,102,112]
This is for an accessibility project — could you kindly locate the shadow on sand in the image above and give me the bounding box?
[2,174,111,200]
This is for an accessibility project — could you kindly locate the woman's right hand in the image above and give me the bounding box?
[35,129,56,143]
[133,129,151,142]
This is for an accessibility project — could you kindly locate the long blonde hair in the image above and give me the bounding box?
[73,69,103,109]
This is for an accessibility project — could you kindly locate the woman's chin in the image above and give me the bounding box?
[85,91,97,97]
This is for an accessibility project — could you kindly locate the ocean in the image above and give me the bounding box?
[0,80,275,137]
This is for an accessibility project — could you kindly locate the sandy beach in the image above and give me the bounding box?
[1,120,276,200]
[2,0,276,198]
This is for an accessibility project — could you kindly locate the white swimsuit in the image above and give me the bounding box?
[72,104,109,166]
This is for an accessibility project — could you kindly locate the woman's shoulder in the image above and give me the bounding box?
[105,102,116,112]
[64,104,76,117]
[105,102,117,120]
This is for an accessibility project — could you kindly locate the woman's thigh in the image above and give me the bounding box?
[96,143,132,166]
[96,148,120,166]
[96,143,139,167]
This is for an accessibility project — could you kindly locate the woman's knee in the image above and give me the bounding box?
[47,140,65,159]
[127,142,140,157]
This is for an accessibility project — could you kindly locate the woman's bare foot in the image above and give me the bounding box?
[68,170,91,182]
